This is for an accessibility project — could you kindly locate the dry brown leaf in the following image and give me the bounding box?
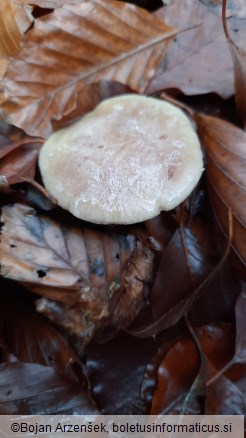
[0,0,174,137]
[0,0,33,59]
[0,203,154,344]
[0,61,7,105]
[51,80,133,130]
[15,0,81,7]
[0,0,22,58]
[195,113,246,279]
[12,1,33,33]
[146,0,245,98]
[222,0,246,127]
[0,60,7,80]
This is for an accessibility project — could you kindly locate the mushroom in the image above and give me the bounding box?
[39,95,203,224]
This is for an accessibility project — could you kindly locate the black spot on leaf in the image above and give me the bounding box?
[37,269,47,278]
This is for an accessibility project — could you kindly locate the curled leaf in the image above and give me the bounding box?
[51,81,133,131]
[195,113,246,279]
[0,0,31,58]
[23,177,57,210]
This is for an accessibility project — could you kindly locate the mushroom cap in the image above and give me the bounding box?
[39,95,203,224]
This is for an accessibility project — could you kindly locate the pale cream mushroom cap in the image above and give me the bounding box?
[39,95,203,224]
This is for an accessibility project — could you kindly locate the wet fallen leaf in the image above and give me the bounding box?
[234,286,246,364]
[0,203,154,344]
[151,218,217,320]
[129,213,234,337]
[147,0,236,97]
[214,285,246,372]
[1,0,174,137]
[189,262,240,326]
[0,282,88,384]
[150,324,241,414]
[206,360,246,414]
[151,336,202,414]
[0,361,98,414]
[86,333,162,414]
[195,113,246,279]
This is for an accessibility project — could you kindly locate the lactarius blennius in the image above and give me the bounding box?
[39,95,203,224]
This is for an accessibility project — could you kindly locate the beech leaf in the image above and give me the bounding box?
[150,336,202,414]
[51,80,133,130]
[146,0,238,98]
[0,0,33,101]
[0,0,32,58]
[0,203,154,344]
[0,121,42,188]
[222,0,246,127]
[205,360,246,415]
[86,333,161,414]
[151,220,216,320]
[195,113,246,279]
[0,361,98,414]
[15,0,81,7]
[234,286,246,364]
[130,216,225,337]
[1,0,175,137]
[0,286,88,384]
[150,324,236,414]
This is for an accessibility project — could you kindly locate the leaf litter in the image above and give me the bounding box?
[0,203,155,345]
[0,0,246,416]
[0,0,175,137]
